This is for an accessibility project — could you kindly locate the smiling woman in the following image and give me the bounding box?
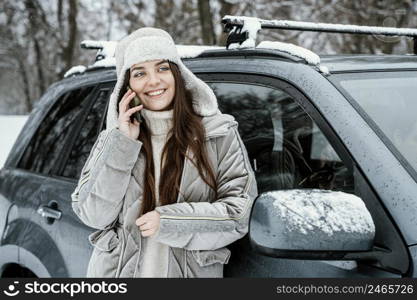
[71,27,258,278]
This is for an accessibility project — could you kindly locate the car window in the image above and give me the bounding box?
[18,86,95,175]
[208,82,354,194]
[335,72,417,178]
[61,88,111,179]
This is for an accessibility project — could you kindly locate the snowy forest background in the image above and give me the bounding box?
[1,0,417,115]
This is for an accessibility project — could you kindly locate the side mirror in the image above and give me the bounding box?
[249,189,376,260]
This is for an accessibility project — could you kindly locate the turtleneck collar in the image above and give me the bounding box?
[141,108,174,136]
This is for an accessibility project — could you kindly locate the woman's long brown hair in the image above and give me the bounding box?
[118,62,218,215]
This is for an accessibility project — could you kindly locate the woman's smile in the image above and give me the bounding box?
[145,88,167,98]
[129,59,176,111]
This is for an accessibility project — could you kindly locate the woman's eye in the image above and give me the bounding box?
[159,66,170,71]
[133,72,144,78]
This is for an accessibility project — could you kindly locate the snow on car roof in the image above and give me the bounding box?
[176,45,224,58]
[64,42,224,78]
[257,41,320,65]
[256,41,329,74]
[64,65,87,78]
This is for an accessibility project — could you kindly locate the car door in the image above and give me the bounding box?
[197,72,408,278]
[35,82,113,277]
[4,83,107,277]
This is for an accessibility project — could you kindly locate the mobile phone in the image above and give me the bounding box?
[127,85,142,123]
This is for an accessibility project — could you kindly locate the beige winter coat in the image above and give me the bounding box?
[71,27,258,278]
[71,112,258,277]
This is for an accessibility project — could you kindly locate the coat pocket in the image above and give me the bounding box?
[88,229,119,252]
[86,229,123,278]
[184,247,231,278]
[191,247,231,267]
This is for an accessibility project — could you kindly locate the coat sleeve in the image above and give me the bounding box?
[71,128,142,230]
[154,125,258,250]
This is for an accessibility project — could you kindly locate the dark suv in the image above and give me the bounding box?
[1,19,417,277]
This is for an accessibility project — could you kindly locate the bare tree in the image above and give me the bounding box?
[0,0,81,113]
[294,0,415,54]
[24,0,47,95]
[198,0,216,44]
[1,1,33,112]
[59,0,78,78]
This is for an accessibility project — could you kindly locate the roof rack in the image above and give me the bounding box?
[220,16,330,74]
[222,15,417,54]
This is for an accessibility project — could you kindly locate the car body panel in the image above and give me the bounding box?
[0,168,48,275]
[38,176,93,277]
[184,57,417,246]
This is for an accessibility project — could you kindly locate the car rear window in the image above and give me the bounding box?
[335,71,417,176]
[18,86,96,175]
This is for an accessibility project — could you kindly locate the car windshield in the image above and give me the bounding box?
[335,71,417,175]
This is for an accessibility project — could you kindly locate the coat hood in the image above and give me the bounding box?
[106,27,219,130]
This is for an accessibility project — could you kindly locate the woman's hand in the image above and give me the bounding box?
[117,88,143,140]
[136,211,161,237]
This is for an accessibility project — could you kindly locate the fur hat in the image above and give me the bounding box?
[106,27,219,130]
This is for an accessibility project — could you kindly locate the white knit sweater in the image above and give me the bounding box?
[137,108,173,277]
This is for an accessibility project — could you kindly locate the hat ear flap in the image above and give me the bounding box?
[106,69,127,130]
[177,60,218,117]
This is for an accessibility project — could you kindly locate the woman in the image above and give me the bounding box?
[71,27,258,278]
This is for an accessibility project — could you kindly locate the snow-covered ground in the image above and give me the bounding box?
[0,115,28,168]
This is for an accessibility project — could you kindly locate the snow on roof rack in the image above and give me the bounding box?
[81,40,117,62]
[63,65,87,78]
[64,40,116,77]
[64,41,224,78]
[222,15,417,54]
[222,16,329,74]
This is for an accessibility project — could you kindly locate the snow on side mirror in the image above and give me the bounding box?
[249,189,376,260]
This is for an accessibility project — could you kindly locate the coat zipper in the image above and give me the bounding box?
[133,232,142,278]
[176,146,189,276]
[176,146,189,204]
[184,248,188,278]
[115,226,127,278]
[115,238,125,277]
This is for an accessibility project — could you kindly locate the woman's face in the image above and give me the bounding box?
[129,59,175,111]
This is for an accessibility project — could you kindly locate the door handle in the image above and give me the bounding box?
[37,205,62,220]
